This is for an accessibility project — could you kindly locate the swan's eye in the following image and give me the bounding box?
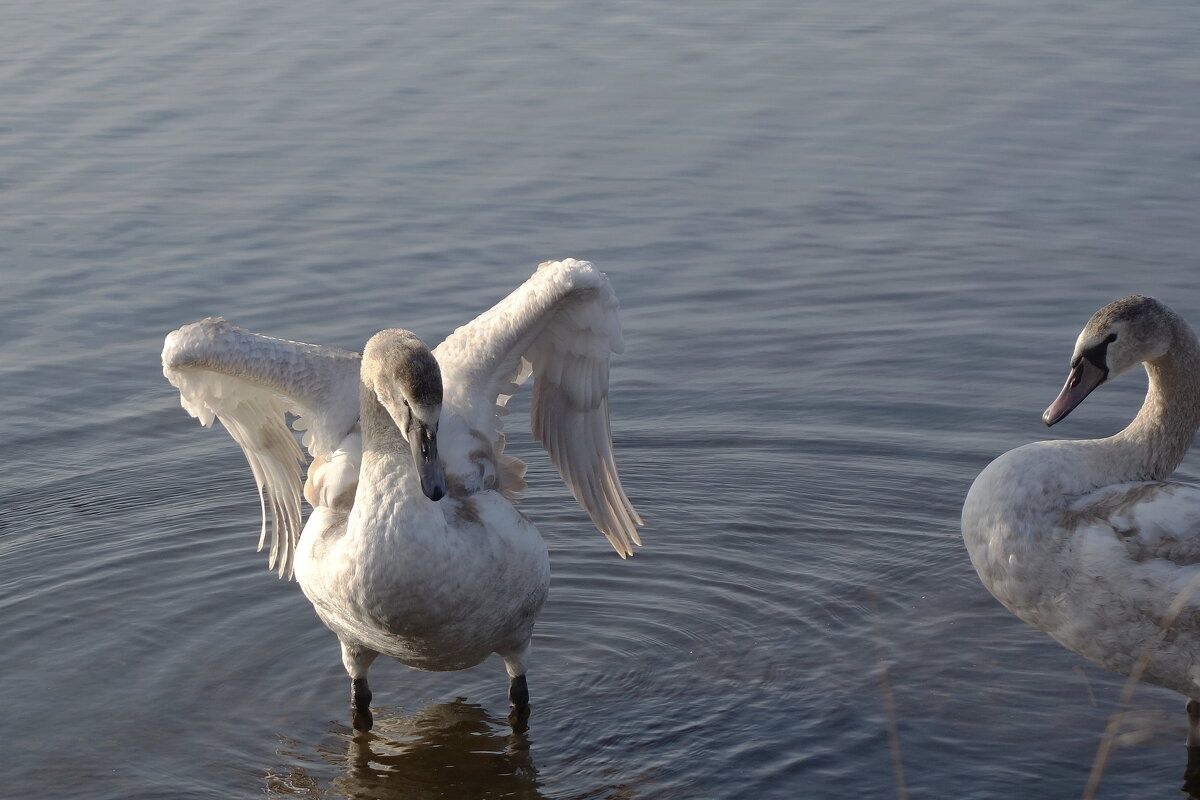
[1080,335,1116,373]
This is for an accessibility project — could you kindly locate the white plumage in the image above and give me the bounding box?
[962,295,1200,742]
[162,259,642,728]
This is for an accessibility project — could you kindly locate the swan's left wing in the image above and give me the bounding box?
[433,259,643,557]
[162,318,361,577]
[1066,481,1200,567]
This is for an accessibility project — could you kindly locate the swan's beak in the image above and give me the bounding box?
[410,419,446,501]
[1043,358,1107,426]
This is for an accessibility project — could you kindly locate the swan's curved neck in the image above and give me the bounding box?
[1109,325,1200,481]
[359,382,408,457]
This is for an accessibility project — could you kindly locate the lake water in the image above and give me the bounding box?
[4,1,1200,798]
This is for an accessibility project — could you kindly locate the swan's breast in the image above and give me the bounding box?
[962,441,1084,612]
[300,480,549,669]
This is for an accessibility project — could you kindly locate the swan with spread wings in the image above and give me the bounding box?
[162,259,642,730]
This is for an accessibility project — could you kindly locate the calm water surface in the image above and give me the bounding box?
[4,1,1200,798]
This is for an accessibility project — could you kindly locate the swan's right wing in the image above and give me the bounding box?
[162,318,361,577]
[1062,482,1200,686]
[433,259,643,557]
[1066,481,1200,568]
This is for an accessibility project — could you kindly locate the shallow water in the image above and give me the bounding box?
[4,1,1200,798]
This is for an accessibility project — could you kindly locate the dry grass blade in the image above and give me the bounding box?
[1081,572,1200,800]
[868,592,909,800]
[876,651,909,800]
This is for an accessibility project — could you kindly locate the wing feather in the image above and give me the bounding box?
[1067,481,1200,567]
[434,259,643,556]
[162,318,361,576]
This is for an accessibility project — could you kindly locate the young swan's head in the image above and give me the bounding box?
[1043,295,1177,426]
[362,329,446,501]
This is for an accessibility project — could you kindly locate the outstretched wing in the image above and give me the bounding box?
[162,318,361,577]
[433,259,643,557]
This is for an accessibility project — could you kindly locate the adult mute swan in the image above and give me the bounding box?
[162,259,642,731]
[962,295,1200,745]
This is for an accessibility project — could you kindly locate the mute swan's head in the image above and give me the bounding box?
[362,329,447,501]
[1043,295,1176,427]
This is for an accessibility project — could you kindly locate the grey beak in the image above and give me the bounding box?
[410,419,446,501]
[1043,358,1107,426]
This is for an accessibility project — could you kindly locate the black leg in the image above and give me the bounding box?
[1184,746,1200,799]
[508,674,529,708]
[508,674,530,732]
[352,676,373,732]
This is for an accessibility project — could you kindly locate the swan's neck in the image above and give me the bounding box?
[1108,326,1200,482]
[354,381,438,538]
[359,382,411,463]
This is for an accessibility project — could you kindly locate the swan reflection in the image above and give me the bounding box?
[268,700,543,799]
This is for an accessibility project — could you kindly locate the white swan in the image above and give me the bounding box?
[162,259,642,730]
[963,295,1200,743]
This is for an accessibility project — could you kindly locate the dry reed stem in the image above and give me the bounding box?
[876,650,909,800]
[868,592,909,800]
[1081,572,1200,800]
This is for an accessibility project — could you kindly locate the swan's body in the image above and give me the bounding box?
[963,296,1200,731]
[162,259,642,729]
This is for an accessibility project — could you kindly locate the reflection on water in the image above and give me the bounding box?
[267,700,542,800]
